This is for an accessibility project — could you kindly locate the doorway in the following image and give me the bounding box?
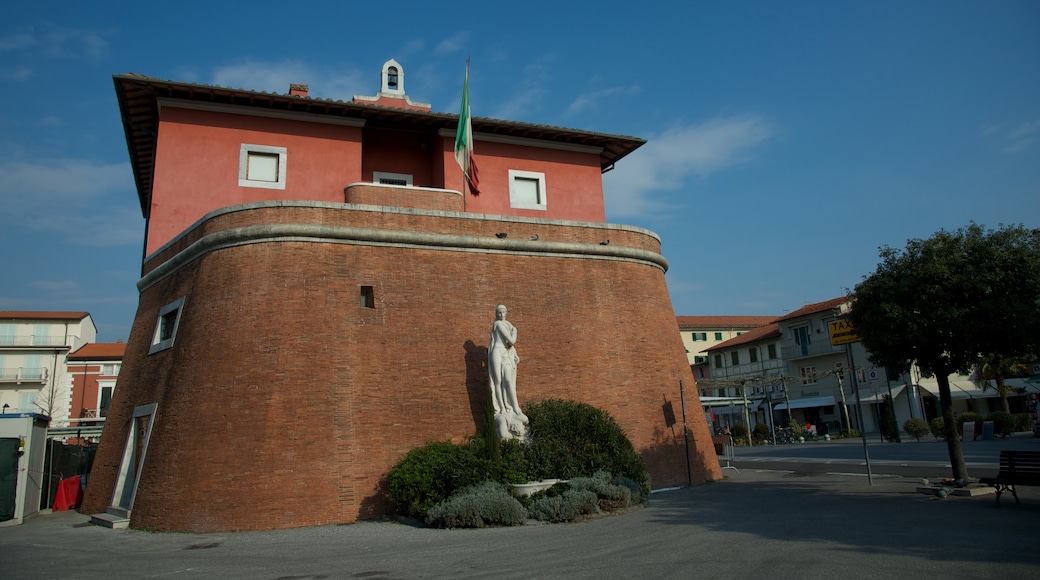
[110,404,157,514]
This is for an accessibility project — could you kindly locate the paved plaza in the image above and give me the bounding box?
[2,466,1037,579]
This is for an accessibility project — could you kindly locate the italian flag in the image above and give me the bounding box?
[454,62,480,195]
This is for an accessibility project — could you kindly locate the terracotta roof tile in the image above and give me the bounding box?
[705,323,781,352]
[676,315,777,329]
[0,311,90,321]
[68,343,126,360]
[774,297,850,323]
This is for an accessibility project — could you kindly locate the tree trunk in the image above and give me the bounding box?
[937,372,969,481]
[997,376,1011,414]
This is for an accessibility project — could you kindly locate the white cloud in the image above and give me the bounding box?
[603,116,775,219]
[489,58,554,120]
[27,280,80,293]
[0,32,38,51]
[0,67,31,81]
[210,59,366,101]
[0,159,140,246]
[981,118,1039,153]
[0,25,109,60]
[436,32,469,55]
[567,84,641,115]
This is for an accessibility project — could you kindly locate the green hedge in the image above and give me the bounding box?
[386,399,651,524]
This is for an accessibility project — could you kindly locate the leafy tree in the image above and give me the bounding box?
[849,223,1040,481]
[971,353,1033,414]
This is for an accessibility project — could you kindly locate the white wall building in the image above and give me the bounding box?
[0,312,96,426]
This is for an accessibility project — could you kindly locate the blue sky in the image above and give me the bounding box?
[2,1,1038,342]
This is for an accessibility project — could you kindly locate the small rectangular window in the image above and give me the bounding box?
[246,152,279,182]
[768,344,778,359]
[99,386,113,417]
[150,297,185,354]
[360,286,375,309]
[508,170,547,211]
[748,348,758,363]
[373,171,413,186]
[239,144,287,190]
[714,332,723,341]
[714,354,723,368]
[730,351,740,366]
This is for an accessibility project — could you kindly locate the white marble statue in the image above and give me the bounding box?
[488,304,528,440]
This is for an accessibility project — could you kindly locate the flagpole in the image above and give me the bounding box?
[463,57,469,212]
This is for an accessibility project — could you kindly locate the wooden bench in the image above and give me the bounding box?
[979,450,1040,506]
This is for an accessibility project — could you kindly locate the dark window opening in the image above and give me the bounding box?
[361,286,375,308]
[159,310,179,341]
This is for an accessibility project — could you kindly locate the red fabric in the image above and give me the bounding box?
[52,475,83,512]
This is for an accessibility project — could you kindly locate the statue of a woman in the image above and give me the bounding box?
[488,305,528,439]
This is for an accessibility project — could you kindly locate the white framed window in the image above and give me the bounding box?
[508,170,547,211]
[800,366,817,385]
[239,144,287,190]
[98,384,114,417]
[794,325,811,356]
[149,297,185,354]
[101,363,121,376]
[373,171,413,186]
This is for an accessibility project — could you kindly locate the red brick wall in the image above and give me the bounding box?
[83,206,720,532]
[344,183,463,212]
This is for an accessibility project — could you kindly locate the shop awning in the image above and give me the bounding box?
[773,395,836,411]
[700,397,766,411]
[916,378,1040,400]
[859,385,906,404]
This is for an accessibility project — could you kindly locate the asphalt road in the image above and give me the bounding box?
[2,468,1038,579]
[731,432,1040,479]
[2,434,1038,579]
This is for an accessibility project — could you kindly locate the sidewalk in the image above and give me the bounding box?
[1,469,1037,579]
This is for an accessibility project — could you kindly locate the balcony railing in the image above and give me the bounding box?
[0,367,50,383]
[0,335,69,347]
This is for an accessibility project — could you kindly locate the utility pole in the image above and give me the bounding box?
[835,367,853,434]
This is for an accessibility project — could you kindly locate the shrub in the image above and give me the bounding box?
[612,475,643,505]
[387,441,490,519]
[987,411,1015,438]
[387,399,651,524]
[753,423,770,439]
[929,417,945,439]
[566,470,633,512]
[902,418,929,442]
[1012,413,1032,433]
[732,423,749,444]
[424,482,527,528]
[523,399,650,497]
[840,429,861,439]
[788,422,805,437]
[528,488,599,523]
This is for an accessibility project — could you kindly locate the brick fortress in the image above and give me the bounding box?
[82,60,722,532]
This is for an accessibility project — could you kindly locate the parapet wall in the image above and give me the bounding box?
[83,202,721,532]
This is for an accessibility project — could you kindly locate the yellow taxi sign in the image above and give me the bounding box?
[828,319,860,345]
